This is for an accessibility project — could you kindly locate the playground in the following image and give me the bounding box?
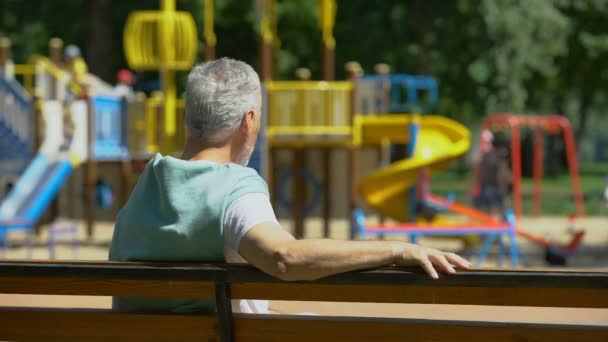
[2,216,608,268]
[0,0,607,340]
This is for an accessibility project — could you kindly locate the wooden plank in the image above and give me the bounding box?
[0,308,217,341]
[0,276,215,298]
[2,260,606,276]
[232,283,608,308]
[234,314,608,342]
[1,261,607,296]
[268,301,608,326]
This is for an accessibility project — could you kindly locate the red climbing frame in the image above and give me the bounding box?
[478,113,585,217]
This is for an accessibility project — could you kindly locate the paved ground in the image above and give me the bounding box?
[1,216,607,324]
[4,215,607,268]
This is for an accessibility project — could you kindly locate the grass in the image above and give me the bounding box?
[429,168,607,216]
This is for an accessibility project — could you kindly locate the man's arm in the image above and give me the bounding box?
[239,222,471,281]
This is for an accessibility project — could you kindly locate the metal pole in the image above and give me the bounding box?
[0,38,9,74]
[258,0,275,81]
[161,0,177,154]
[203,0,216,61]
[319,0,336,238]
[48,38,64,66]
[85,92,96,240]
[533,127,544,216]
[346,62,361,239]
[375,63,390,226]
[560,118,585,216]
[48,38,63,100]
[293,150,305,239]
[511,122,522,217]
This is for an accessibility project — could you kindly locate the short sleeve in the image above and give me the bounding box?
[223,193,279,252]
[225,169,269,210]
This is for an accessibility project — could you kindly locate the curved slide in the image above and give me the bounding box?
[357,115,471,222]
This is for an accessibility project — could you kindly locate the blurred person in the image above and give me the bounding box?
[64,44,88,95]
[476,132,511,217]
[113,69,135,100]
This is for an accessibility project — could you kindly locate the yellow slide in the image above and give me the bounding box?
[356,115,471,222]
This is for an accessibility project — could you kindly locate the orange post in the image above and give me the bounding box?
[533,128,544,216]
[510,121,522,217]
[560,118,585,216]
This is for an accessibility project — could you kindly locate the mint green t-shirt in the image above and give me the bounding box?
[109,153,268,312]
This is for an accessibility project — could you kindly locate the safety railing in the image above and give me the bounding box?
[265,81,353,143]
[0,73,34,177]
[12,64,35,95]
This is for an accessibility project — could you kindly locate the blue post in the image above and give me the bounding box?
[406,115,421,222]
[505,209,519,267]
[352,209,366,240]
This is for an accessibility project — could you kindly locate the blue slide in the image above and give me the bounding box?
[0,154,73,240]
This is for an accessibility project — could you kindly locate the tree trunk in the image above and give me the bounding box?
[86,0,113,82]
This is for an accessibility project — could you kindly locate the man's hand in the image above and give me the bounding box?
[392,243,471,279]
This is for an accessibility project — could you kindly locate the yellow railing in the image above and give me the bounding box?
[13,64,35,95]
[266,81,353,141]
[15,56,84,98]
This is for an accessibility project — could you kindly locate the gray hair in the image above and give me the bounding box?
[185,58,261,144]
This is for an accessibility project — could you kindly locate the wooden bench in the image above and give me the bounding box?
[0,260,606,341]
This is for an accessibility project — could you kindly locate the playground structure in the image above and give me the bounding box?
[0,0,589,266]
[0,38,135,247]
[476,113,585,217]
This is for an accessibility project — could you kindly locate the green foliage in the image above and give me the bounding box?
[1,0,606,144]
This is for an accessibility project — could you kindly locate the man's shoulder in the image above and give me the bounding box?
[225,165,268,202]
[225,164,264,180]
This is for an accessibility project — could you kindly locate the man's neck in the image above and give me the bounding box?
[182,139,233,164]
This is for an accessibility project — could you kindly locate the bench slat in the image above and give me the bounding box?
[0,308,217,341]
[234,314,608,342]
[2,261,607,289]
[232,283,608,308]
[0,276,215,298]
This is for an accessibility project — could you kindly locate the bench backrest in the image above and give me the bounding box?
[0,260,606,341]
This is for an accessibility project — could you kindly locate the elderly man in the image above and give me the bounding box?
[109,58,470,313]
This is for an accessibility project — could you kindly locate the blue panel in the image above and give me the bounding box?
[361,74,439,113]
[91,96,129,160]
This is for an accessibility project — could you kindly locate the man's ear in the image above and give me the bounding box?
[241,109,256,133]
